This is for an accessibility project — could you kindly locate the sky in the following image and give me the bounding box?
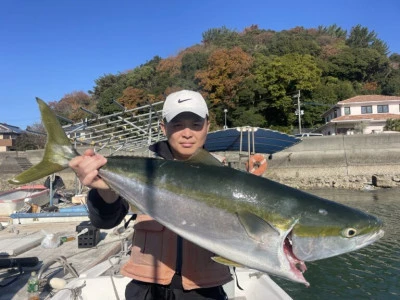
[1,0,399,129]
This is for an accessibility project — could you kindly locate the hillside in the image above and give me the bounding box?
[34,24,400,134]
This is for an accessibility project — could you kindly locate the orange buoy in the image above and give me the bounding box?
[246,154,267,176]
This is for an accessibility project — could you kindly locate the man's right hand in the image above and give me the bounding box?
[69,149,119,203]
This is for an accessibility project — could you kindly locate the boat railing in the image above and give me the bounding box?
[37,255,79,283]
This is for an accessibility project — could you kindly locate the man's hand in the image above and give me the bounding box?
[69,149,108,189]
[69,149,119,203]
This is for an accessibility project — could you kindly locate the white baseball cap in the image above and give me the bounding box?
[162,90,209,122]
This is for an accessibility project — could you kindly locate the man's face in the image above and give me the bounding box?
[161,112,209,160]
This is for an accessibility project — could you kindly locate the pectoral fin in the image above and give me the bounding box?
[212,256,244,268]
[236,211,279,243]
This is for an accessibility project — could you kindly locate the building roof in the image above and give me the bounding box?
[331,113,400,122]
[0,123,24,134]
[337,95,400,105]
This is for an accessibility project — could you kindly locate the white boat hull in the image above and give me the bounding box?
[51,265,292,300]
[0,185,50,216]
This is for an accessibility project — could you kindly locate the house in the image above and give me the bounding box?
[0,123,24,151]
[319,95,400,135]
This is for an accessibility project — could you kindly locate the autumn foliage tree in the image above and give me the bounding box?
[118,87,155,109]
[196,47,254,109]
[49,91,94,123]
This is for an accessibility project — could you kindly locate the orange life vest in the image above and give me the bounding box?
[120,214,233,290]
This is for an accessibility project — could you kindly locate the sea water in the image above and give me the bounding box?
[273,188,400,300]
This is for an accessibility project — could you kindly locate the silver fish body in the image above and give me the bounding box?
[99,156,384,285]
[9,98,384,286]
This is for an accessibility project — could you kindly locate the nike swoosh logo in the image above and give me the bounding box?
[178,98,192,103]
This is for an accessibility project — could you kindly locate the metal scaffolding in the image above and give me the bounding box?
[61,101,165,154]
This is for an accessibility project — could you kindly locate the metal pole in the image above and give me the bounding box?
[223,109,228,129]
[49,174,53,206]
[297,90,302,134]
[251,127,255,154]
[247,128,251,159]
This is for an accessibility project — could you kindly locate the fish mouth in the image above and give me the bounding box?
[284,232,309,287]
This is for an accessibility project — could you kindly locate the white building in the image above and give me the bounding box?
[0,123,23,152]
[319,95,400,135]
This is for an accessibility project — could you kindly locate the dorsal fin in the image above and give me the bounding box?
[185,148,223,166]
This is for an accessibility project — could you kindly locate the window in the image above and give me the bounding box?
[377,105,388,113]
[344,107,351,115]
[361,106,372,114]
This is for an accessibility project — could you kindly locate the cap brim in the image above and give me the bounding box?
[165,110,207,122]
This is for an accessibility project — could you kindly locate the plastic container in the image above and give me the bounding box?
[27,271,39,300]
[75,221,100,248]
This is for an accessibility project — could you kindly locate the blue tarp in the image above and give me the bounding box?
[205,127,300,154]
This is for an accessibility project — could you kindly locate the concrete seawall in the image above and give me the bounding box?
[1,134,399,191]
[214,133,400,189]
[263,134,400,189]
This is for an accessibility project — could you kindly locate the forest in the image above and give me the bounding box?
[18,24,400,149]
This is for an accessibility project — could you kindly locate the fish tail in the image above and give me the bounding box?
[8,98,78,185]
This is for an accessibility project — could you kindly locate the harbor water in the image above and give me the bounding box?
[273,188,400,300]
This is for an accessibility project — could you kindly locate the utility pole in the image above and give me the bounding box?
[294,90,302,134]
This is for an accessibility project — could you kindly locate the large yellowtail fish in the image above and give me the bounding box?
[9,98,384,286]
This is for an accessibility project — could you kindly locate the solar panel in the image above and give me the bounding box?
[205,127,300,154]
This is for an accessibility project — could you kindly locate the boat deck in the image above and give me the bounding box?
[0,219,133,300]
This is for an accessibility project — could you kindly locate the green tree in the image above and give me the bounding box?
[385,119,400,131]
[389,53,400,64]
[126,65,157,90]
[312,77,356,102]
[382,71,400,95]
[264,27,321,56]
[328,47,389,82]
[91,73,128,115]
[382,54,400,95]
[91,56,164,115]
[346,24,389,55]
[202,26,240,48]
[181,51,209,81]
[252,53,322,128]
[15,123,46,150]
[236,25,271,54]
[317,24,347,39]
[230,107,267,128]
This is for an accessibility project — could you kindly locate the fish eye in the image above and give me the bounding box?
[342,228,357,238]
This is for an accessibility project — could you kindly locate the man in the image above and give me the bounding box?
[69,90,232,300]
